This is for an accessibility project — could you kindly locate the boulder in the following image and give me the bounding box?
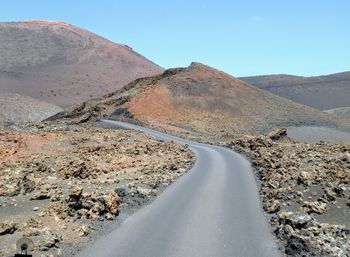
[268,128,287,141]
[0,221,17,235]
[30,190,50,200]
[265,200,281,213]
[303,201,327,214]
[286,214,312,229]
[285,235,312,256]
[61,160,90,179]
[103,192,120,215]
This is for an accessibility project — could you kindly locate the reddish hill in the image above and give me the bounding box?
[53,63,350,138]
[240,72,350,110]
[0,21,163,107]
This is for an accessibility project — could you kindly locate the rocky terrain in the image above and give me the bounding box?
[240,72,350,110]
[51,62,350,139]
[0,122,194,257]
[1,25,350,255]
[39,61,350,256]
[0,93,62,123]
[1,17,349,257]
[227,129,350,256]
[0,21,163,107]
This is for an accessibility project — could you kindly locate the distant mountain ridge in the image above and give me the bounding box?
[324,107,350,119]
[240,71,350,110]
[0,20,164,107]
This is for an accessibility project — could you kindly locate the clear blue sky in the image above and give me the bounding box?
[1,0,349,77]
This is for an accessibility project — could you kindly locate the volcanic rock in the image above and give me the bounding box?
[0,221,17,235]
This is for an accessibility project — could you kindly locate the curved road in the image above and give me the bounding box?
[78,120,281,257]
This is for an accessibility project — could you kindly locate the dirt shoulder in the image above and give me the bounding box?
[0,123,194,257]
[227,129,350,257]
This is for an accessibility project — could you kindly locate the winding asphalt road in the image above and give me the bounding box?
[78,120,281,257]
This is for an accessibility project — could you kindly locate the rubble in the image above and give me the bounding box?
[229,128,350,256]
[0,221,17,235]
[0,125,195,257]
[303,201,327,214]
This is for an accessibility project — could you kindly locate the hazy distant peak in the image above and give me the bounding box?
[240,71,350,110]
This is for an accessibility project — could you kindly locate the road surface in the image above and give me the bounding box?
[78,120,281,257]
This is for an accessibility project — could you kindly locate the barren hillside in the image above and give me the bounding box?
[240,72,350,110]
[325,107,350,119]
[52,63,350,138]
[0,21,163,107]
[0,93,62,123]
